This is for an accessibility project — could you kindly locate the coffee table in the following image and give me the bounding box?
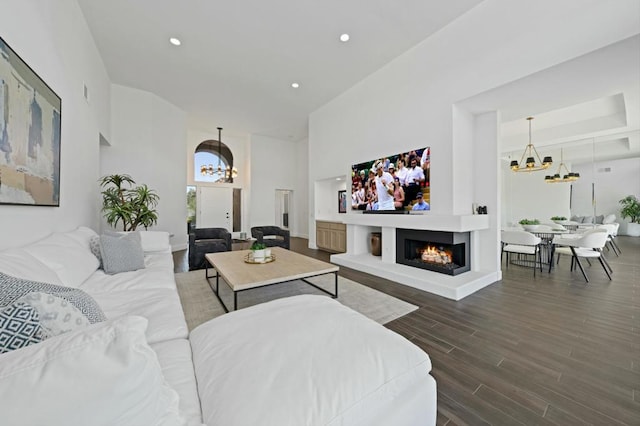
[205,247,339,312]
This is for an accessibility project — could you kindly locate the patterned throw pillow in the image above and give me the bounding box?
[100,232,145,275]
[89,235,103,269]
[17,292,90,338]
[0,302,44,353]
[0,272,106,324]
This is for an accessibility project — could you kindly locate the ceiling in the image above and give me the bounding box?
[77,0,483,141]
[457,34,640,165]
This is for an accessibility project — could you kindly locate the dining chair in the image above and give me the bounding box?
[501,230,543,276]
[552,230,611,282]
[597,223,621,256]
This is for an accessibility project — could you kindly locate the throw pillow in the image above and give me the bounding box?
[603,214,616,224]
[595,215,604,224]
[0,316,186,425]
[0,272,106,324]
[17,292,90,338]
[100,232,146,275]
[582,216,594,224]
[89,235,103,269]
[0,302,44,353]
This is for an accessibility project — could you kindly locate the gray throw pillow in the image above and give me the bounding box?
[0,272,106,324]
[100,232,145,275]
[595,215,604,224]
[89,235,103,269]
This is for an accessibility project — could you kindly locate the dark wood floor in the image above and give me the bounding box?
[174,236,640,425]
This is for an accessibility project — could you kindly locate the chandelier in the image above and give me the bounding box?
[199,127,238,182]
[510,117,552,172]
[545,148,579,183]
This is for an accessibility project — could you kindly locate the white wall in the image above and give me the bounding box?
[502,165,572,227]
[294,138,310,238]
[308,0,639,272]
[249,134,300,235]
[100,85,187,250]
[573,157,640,235]
[0,0,111,250]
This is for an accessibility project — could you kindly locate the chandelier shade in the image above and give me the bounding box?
[510,117,552,172]
[544,148,580,183]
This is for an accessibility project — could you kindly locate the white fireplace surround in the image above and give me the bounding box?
[330,213,500,300]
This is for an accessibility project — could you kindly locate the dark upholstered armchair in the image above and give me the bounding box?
[188,228,232,270]
[251,226,290,250]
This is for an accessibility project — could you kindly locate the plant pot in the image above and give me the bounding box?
[522,224,542,232]
[264,248,272,258]
[252,249,266,260]
[626,222,640,237]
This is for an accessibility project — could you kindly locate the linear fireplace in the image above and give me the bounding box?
[396,229,470,276]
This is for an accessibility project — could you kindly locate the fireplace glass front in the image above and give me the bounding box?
[396,229,470,276]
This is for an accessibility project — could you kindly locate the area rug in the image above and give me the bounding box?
[175,270,418,331]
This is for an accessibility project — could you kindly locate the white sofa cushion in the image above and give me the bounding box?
[151,339,203,426]
[0,316,187,426]
[190,295,432,426]
[23,228,99,288]
[88,288,188,343]
[81,258,177,292]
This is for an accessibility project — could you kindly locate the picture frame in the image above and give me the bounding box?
[0,36,62,206]
[338,190,347,213]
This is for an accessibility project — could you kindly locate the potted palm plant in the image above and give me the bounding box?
[619,195,640,237]
[99,174,159,231]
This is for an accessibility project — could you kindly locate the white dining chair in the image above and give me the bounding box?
[597,223,621,256]
[501,230,543,276]
[552,230,611,282]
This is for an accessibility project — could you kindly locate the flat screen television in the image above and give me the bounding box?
[351,147,430,212]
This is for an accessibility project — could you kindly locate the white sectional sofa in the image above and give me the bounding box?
[0,227,437,425]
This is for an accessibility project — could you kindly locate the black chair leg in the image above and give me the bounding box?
[570,247,589,283]
[601,252,613,274]
[598,256,612,280]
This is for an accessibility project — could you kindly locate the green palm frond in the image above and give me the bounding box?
[99,174,160,231]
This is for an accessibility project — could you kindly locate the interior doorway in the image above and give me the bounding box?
[275,190,292,230]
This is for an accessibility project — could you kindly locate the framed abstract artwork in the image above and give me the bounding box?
[0,37,61,206]
[338,190,347,213]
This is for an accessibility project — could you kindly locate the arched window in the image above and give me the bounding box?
[194,139,236,183]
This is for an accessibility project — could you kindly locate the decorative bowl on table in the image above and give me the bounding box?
[522,224,543,232]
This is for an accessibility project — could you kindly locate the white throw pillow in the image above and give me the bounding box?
[0,316,186,426]
[17,291,90,338]
[23,230,99,287]
[139,231,171,253]
[603,214,616,224]
[0,248,63,285]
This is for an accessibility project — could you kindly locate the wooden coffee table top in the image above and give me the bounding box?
[205,247,339,291]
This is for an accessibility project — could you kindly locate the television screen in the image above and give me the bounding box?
[351,147,430,212]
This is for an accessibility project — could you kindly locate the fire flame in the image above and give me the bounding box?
[420,245,453,265]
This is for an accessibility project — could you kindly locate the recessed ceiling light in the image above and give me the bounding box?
[339,34,350,42]
[169,38,181,46]
[291,82,300,89]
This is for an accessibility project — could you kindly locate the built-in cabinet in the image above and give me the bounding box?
[316,221,346,253]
